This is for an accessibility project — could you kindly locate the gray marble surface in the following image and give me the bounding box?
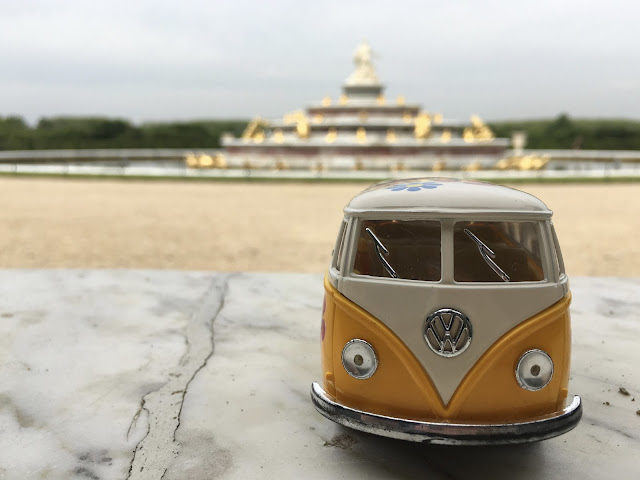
[0,271,638,479]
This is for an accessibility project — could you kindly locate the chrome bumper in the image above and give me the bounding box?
[311,382,582,445]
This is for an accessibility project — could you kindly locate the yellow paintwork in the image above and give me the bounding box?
[322,275,571,422]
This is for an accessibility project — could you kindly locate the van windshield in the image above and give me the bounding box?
[353,220,441,281]
[454,221,544,282]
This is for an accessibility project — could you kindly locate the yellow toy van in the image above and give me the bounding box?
[311,178,582,444]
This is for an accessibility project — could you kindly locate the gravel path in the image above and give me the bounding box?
[1,177,638,276]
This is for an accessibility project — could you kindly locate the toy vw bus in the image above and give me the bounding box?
[311,178,582,444]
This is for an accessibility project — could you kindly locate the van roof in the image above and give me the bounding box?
[344,178,552,216]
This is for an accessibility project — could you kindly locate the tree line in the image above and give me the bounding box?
[0,114,638,150]
[488,114,640,150]
[0,116,247,150]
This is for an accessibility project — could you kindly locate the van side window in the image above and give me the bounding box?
[550,223,566,276]
[332,221,347,272]
[454,221,544,282]
[353,220,441,281]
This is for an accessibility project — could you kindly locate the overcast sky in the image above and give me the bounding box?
[1,0,638,124]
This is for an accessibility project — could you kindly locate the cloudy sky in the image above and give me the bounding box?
[1,0,638,124]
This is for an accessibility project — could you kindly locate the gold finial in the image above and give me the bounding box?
[322,96,332,106]
[313,113,324,124]
[376,94,386,105]
[433,113,443,124]
[326,128,337,144]
[402,111,413,123]
[440,129,451,143]
[356,127,367,144]
[396,95,405,106]
[414,113,431,139]
[273,128,284,144]
[386,128,397,143]
[339,94,348,105]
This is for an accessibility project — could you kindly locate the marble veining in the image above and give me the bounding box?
[0,271,638,479]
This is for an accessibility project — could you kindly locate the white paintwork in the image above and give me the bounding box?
[0,271,639,479]
[345,178,552,215]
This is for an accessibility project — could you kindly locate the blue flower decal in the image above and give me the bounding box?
[387,181,442,192]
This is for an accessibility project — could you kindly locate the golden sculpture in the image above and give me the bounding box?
[296,118,310,139]
[313,113,324,124]
[440,129,452,143]
[402,111,413,123]
[376,95,386,105]
[495,155,550,171]
[462,161,482,171]
[322,96,332,106]
[463,115,494,142]
[284,111,310,139]
[242,159,254,170]
[432,160,446,172]
[339,94,348,105]
[184,153,198,168]
[241,117,269,140]
[414,113,431,139]
[311,161,327,173]
[283,110,304,125]
[356,127,367,144]
[198,154,214,167]
[273,129,284,144]
[274,159,289,171]
[396,95,405,106]
[433,113,443,125]
[215,154,227,169]
[386,129,397,143]
[345,41,380,86]
[389,160,407,172]
[253,131,265,144]
[326,128,337,144]
[185,152,227,169]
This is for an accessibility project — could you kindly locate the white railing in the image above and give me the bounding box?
[1,162,639,181]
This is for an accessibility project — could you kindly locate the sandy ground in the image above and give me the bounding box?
[0,177,638,276]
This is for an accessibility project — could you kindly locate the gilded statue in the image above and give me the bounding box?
[463,115,494,142]
[345,41,380,86]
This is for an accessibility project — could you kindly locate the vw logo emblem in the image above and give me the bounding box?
[424,308,472,357]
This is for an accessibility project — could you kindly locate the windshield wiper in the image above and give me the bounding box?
[464,229,510,282]
[365,228,398,278]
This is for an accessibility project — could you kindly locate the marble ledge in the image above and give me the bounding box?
[0,270,638,479]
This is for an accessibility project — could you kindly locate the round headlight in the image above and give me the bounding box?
[342,339,378,379]
[516,349,554,391]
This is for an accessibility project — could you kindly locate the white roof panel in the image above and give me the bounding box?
[344,178,551,216]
